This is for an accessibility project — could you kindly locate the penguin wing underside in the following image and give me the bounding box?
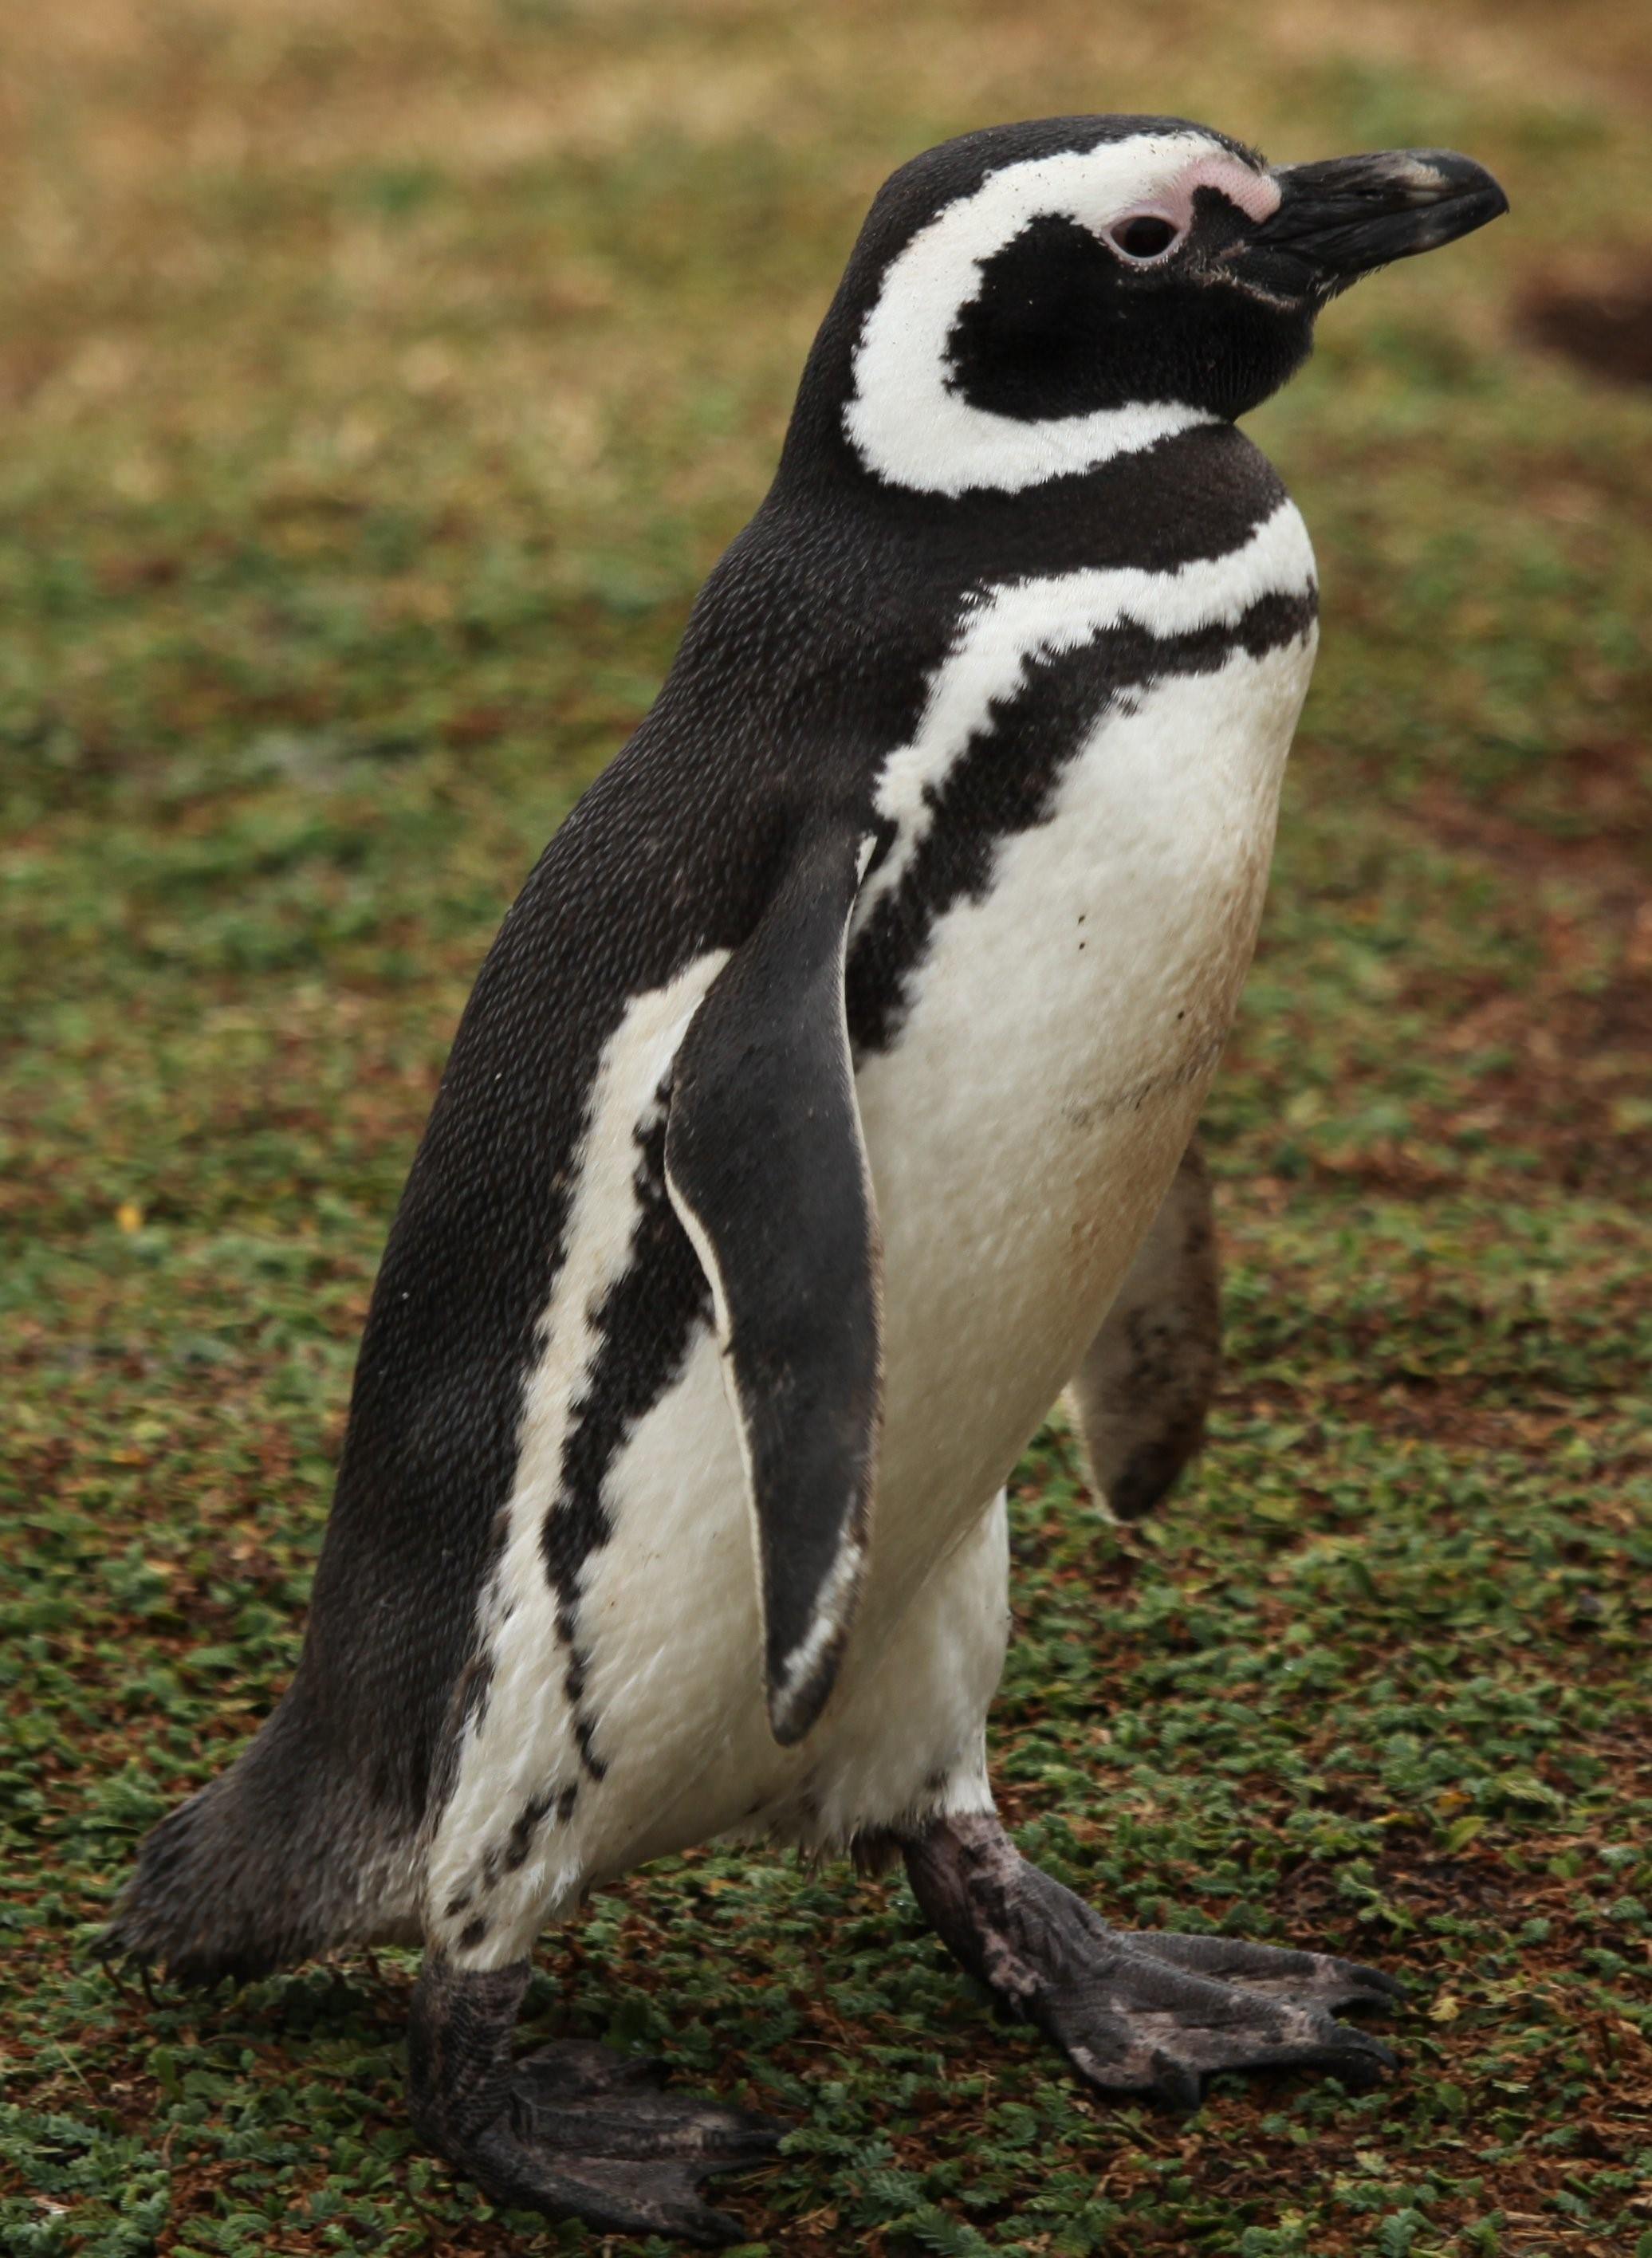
[664,814,883,1747]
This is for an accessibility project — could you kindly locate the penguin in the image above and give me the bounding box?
[1071,1135,1222,1520]
[104,116,1508,2243]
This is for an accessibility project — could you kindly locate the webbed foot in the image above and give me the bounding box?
[904,1811,1400,2108]
[409,1955,783,2244]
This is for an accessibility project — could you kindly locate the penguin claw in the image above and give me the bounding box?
[1048,1957,1401,2107]
[407,1960,785,2243]
[437,2048,784,2244]
[513,2038,673,2095]
[1055,1974,1398,2108]
[1148,2054,1205,2111]
[1117,1928,1405,2012]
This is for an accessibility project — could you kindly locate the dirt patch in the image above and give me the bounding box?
[1417,758,1652,883]
[1519,266,1652,388]
[1424,961,1646,1191]
[1240,1367,1650,1473]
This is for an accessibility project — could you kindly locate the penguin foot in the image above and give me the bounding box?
[407,1953,783,2244]
[1116,1926,1402,2012]
[903,1812,1400,2109]
[486,2048,782,2243]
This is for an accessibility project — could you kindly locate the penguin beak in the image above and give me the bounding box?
[1240,148,1509,301]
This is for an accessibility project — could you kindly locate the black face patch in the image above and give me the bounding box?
[944,197,1316,429]
[947,215,1132,420]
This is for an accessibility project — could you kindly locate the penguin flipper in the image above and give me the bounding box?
[1069,1137,1221,1519]
[665,815,882,1749]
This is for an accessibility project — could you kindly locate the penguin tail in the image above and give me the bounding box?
[99,1690,415,1987]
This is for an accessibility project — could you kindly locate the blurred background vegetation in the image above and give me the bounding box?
[2,4,1648,2256]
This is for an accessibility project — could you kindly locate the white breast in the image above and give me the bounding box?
[859,608,1316,1603]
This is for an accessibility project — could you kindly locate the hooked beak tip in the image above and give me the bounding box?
[1255,147,1508,289]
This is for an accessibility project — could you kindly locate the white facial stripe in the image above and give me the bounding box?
[854,498,1316,928]
[845,134,1274,495]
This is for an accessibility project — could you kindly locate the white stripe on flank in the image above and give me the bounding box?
[852,498,1316,935]
[424,950,728,1962]
[844,135,1277,495]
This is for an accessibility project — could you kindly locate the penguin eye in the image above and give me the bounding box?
[1109,214,1181,262]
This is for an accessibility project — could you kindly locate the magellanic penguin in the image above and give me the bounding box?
[105,117,1508,2242]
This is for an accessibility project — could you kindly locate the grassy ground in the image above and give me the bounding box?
[3,3,1650,2254]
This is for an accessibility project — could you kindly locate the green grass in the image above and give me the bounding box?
[3,3,1650,2254]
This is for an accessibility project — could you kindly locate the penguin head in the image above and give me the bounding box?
[808,116,1507,497]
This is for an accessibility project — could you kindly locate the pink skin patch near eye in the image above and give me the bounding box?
[1116,154,1281,244]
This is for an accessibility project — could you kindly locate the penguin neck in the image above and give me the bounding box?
[765,376,1288,586]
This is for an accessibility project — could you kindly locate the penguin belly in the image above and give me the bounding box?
[858,624,1319,1603]
[423,614,1313,1969]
